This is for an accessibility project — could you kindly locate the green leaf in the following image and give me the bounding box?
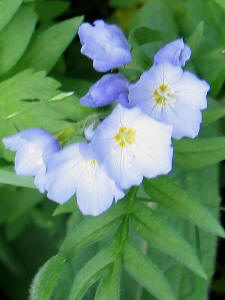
[53,198,76,216]
[30,255,65,300]
[203,104,225,124]
[144,176,225,237]
[131,0,178,37]
[110,0,140,8]
[95,258,122,300]
[214,0,225,10]
[174,137,225,169]
[187,21,204,55]
[129,26,165,46]
[0,167,35,189]
[68,244,115,300]
[35,1,70,21]
[59,200,127,260]
[132,201,206,278]
[124,240,175,300]
[0,4,38,76]
[12,16,83,73]
[0,0,23,33]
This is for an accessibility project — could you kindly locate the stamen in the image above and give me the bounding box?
[115,127,136,148]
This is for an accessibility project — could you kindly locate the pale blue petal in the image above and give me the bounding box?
[154,38,191,67]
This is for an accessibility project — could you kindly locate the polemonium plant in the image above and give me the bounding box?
[80,74,129,107]
[128,62,210,139]
[78,20,132,72]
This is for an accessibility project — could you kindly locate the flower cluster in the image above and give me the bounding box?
[3,20,210,216]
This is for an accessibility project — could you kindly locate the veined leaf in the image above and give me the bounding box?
[0,168,35,189]
[95,258,122,300]
[0,4,38,76]
[13,16,83,73]
[144,176,225,237]
[124,240,175,300]
[30,255,65,300]
[0,0,23,33]
[174,137,225,169]
[68,244,115,300]
[132,201,206,278]
[59,200,127,260]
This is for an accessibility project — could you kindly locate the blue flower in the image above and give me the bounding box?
[128,62,210,139]
[154,38,191,67]
[2,128,61,192]
[80,74,129,108]
[44,142,124,216]
[78,20,132,72]
[92,104,173,189]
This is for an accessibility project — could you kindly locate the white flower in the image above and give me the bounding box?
[92,104,173,189]
[44,142,124,216]
[128,62,210,139]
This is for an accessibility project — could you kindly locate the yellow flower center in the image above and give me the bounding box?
[115,127,136,148]
[90,159,98,166]
[153,84,174,106]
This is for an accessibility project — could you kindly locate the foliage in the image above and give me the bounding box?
[0,0,225,299]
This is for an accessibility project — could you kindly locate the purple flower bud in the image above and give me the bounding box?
[154,38,191,67]
[78,20,132,72]
[80,74,130,108]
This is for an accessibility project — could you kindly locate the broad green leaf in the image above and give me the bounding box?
[203,105,225,124]
[35,1,70,21]
[12,16,83,73]
[60,200,127,260]
[131,0,178,37]
[124,240,175,300]
[174,137,225,169]
[68,244,115,300]
[0,168,35,189]
[0,4,38,76]
[0,0,23,33]
[30,255,65,300]
[95,258,122,300]
[132,201,206,278]
[187,21,204,55]
[144,176,225,237]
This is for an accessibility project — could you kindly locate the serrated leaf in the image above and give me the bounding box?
[59,200,127,260]
[95,258,122,300]
[68,244,115,300]
[174,137,225,169]
[12,16,83,73]
[35,1,70,21]
[124,240,175,300]
[0,0,23,33]
[187,21,204,55]
[0,4,38,76]
[144,176,225,237]
[0,168,35,189]
[132,201,206,278]
[30,255,65,300]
